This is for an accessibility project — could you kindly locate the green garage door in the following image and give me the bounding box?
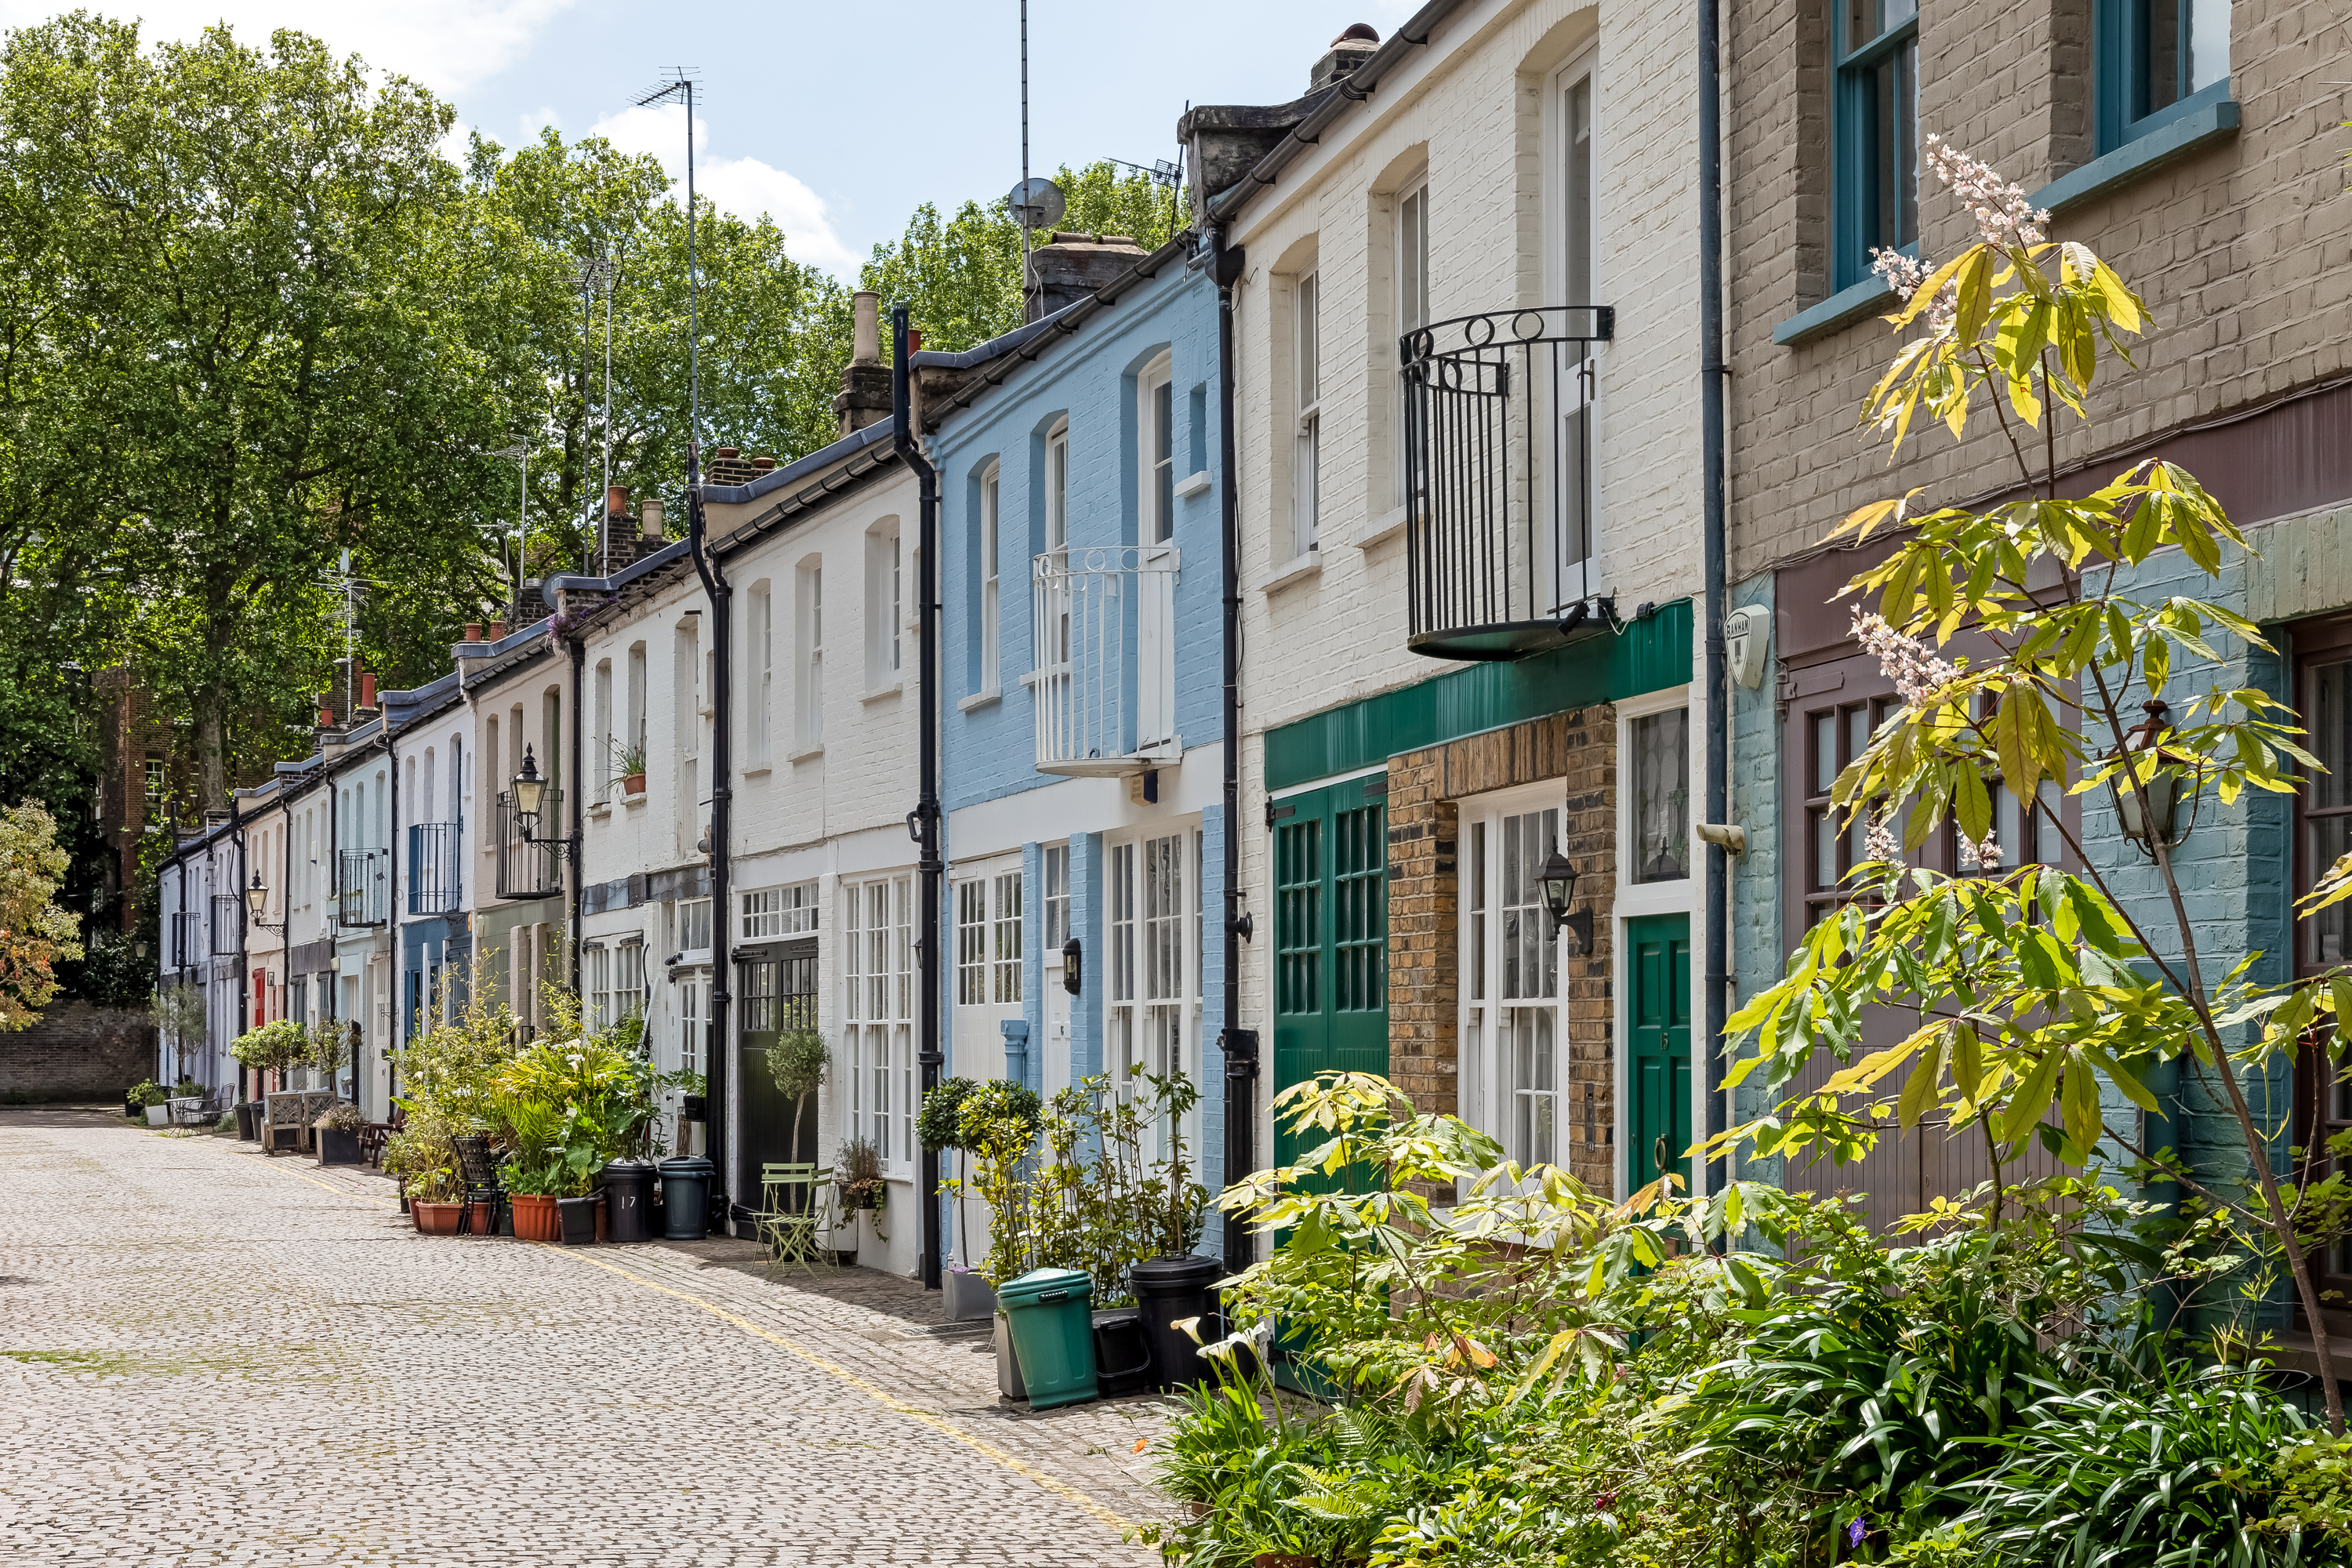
[1269,777,1388,1167]
[1627,914,1692,1199]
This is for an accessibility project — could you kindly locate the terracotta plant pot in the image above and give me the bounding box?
[509,1193,561,1243]
[412,1201,460,1235]
[622,771,645,795]
[466,1201,497,1234]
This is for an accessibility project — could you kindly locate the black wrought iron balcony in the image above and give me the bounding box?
[209,894,243,956]
[336,848,390,928]
[1401,304,1614,660]
[408,821,462,915]
[495,788,565,902]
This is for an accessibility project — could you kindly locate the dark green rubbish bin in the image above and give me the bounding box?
[996,1267,1099,1409]
[658,1156,713,1241]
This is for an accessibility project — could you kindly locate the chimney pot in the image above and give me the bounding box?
[463,622,482,642]
[714,447,739,461]
[488,620,507,641]
[606,485,629,518]
[851,290,881,365]
[641,497,664,541]
[359,673,376,710]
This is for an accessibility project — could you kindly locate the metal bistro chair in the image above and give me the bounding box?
[451,1134,506,1237]
[361,1106,405,1169]
[752,1163,826,1276]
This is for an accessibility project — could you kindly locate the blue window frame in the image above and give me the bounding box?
[1834,0,1920,290]
[2096,0,2231,153]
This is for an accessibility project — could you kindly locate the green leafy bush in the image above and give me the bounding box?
[128,1078,165,1107]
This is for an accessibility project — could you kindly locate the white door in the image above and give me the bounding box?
[1041,844,1073,1095]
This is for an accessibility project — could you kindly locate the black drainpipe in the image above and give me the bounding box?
[568,633,585,997]
[1209,232,1255,1272]
[385,733,398,1116]
[891,302,946,1293]
[686,458,735,1225]
[233,807,248,1097]
[1699,0,1732,1196]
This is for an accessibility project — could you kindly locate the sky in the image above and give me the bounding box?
[0,0,1425,277]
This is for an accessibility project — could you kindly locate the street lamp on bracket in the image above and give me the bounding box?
[245,873,286,937]
[512,745,579,862]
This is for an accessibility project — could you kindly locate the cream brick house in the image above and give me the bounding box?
[1185,2,1717,1204]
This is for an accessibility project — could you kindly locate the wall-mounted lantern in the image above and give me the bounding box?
[1541,848,1594,955]
[2108,699,2200,859]
[1062,936,1083,996]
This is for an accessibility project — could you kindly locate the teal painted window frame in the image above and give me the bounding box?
[1832,1,1920,292]
[2094,0,2231,155]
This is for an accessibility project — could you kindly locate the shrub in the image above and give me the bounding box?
[128,1078,165,1107]
[312,1102,364,1134]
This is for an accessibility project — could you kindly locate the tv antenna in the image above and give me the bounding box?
[633,68,702,485]
[577,255,615,574]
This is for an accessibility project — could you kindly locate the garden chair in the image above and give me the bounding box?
[751,1163,826,1276]
[451,1134,506,1237]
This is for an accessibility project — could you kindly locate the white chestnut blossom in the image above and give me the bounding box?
[1851,609,1960,708]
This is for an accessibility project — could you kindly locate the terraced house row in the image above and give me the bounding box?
[156,0,2350,1307]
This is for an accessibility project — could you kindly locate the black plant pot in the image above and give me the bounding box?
[316,1128,363,1166]
[234,1102,260,1142]
[123,1098,139,1119]
[557,1195,598,1246]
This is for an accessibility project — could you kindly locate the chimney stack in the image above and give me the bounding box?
[1310,24,1381,91]
[834,289,893,437]
[641,496,664,541]
[1024,233,1152,324]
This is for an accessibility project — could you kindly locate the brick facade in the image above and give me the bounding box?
[1727,0,2352,580]
[0,1002,158,1103]
[1385,708,1619,1196]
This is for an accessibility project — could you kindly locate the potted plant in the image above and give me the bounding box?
[834,1135,887,1214]
[766,1028,829,1163]
[313,1102,365,1165]
[129,1080,167,1124]
[492,1001,648,1245]
[608,739,648,797]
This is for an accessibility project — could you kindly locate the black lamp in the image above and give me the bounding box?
[513,744,546,826]
[1062,935,1083,996]
[2108,699,2198,859]
[1541,847,1594,954]
[246,872,268,924]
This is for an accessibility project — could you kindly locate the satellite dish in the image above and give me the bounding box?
[1008,176,1065,231]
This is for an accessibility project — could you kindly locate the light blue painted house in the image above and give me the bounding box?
[916,232,1229,1254]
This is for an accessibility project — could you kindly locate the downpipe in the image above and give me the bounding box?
[686,450,735,1225]
[1699,0,1733,1202]
[1208,230,1257,1272]
[891,303,946,1293]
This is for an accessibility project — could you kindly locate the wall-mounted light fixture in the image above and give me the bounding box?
[1541,848,1594,956]
[1062,935,1083,996]
[2109,699,2200,859]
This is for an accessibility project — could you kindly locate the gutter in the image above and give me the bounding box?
[893,302,947,1294]
[684,448,735,1229]
[1199,0,1465,227]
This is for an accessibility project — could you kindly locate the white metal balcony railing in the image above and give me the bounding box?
[1028,545,1180,777]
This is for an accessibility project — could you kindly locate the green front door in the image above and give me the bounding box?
[1270,778,1389,1167]
[1628,914,1692,1198]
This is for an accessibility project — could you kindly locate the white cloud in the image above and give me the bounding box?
[590,102,858,277]
[0,0,578,95]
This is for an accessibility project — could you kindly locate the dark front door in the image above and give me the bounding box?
[1627,914,1691,1198]
[1270,777,1389,1169]
[737,938,820,1207]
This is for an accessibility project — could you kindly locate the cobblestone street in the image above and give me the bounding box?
[0,1110,1171,1566]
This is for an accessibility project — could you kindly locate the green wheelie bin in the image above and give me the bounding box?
[997,1267,1099,1409]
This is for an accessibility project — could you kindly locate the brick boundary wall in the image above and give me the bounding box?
[1386,706,1618,1197]
[0,1000,158,1103]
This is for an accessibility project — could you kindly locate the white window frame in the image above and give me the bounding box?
[593,659,614,799]
[1457,782,1570,1174]
[1139,354,1176,546]
[614,940,647,1025]
[1293,271,1321,557]
[1617,689,1694,909]
[584,944,612,1032]
[796,561,824,752]
[751,583,773,767]
[1396,178,1430,512]
[1549,51,1601,577]
[739,881,817,940]
[1102,824,1201,1160]
[979,461,1002,696]
[1046,420,1070,554]
[843,873,915,1174]
[676,897,713,960]
[866,524,902,692]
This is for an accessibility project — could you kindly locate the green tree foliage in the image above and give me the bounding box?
[1715,138,2352,1430]
[860,161,1185,353]
[0,803,82,1030]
